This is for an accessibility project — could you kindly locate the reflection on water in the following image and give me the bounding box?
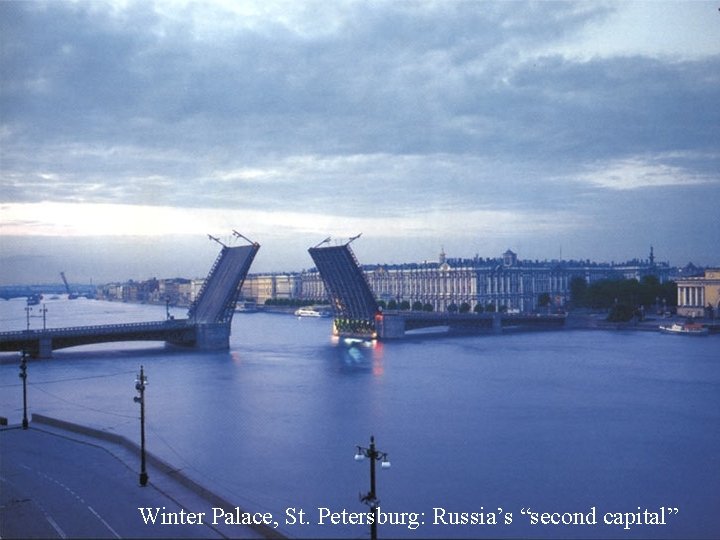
[1,299,719,539]
[330,336,384,376]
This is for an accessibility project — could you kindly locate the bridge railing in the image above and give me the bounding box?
[187,247,226,321]
[0,318,191,339]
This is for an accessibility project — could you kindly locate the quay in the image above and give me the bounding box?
[0,415,283,539]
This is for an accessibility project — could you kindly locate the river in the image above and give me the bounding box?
[1,296,718,539]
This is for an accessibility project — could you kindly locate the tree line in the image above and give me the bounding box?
[570,276,677,322]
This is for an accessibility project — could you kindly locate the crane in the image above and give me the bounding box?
[60,272,79,299]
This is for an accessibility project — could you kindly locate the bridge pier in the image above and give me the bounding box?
[375,314,405,339]
[192,323,231,350]
[37,337,53,359]
[492,313,502,334]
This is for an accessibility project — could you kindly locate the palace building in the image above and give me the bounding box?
[241,248,670,314]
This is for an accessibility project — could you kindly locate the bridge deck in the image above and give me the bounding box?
[0,319,196,356]
[308,244,378,321]
[189,244,259,324]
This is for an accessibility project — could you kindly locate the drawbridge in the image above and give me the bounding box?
[0,235,259,357]
[308,238,379,338]
[309,236,566,340]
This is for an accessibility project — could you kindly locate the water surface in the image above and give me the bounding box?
[1,297,718,539]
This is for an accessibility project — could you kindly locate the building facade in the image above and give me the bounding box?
[238,248,670,314]
[675,269,720,318]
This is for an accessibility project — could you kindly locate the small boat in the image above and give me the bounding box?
[235,301,257,313]
[659,322,709,336]
[294,307,330,317]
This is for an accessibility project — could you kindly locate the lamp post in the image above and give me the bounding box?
[133,365,148,486]
[19,350,28,429]
[25,305,32,331]
[354,435,390,540]
[41,304,48,330]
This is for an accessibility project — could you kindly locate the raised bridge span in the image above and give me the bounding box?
[0,240,259,358]
[308,238,565,339]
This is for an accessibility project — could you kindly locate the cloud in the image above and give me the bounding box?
[1,1,719,279]
[573,155,719,191]
[0,200,581,242]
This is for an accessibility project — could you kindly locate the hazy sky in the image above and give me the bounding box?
[1,1,719,284]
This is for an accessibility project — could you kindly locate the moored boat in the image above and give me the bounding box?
[235,301,258,313]
[294,307,330,317]
[659,322,709,336]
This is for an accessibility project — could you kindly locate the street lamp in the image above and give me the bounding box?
[354,435,391,540]
[133,365,149,486]
[25,305,32,331]
[19,350,28,429]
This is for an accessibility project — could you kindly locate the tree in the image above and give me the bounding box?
[423,303,434,312]
[538,293,551,308]
[412,301,423,311]
[447,303,458,313]
[569,276,588,306]
[485,303,496,313]
[459,302,471,314]
[474,303,484,314]
[386,299,397,310]
[399,300,411,311]
[607,303,635,322]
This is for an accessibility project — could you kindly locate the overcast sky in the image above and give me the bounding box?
[1,0,719,285]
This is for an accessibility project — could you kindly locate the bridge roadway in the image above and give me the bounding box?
[374,310,567,339]
[189,244,257,324]
[0,319,197,358]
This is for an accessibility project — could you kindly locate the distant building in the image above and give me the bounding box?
[103,247,675,314]
[240,273,304,304]
[245,247,670,314]
[675,268,720,318]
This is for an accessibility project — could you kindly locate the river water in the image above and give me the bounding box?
[1,297,718,539]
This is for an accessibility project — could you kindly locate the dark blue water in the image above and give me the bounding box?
[1,297,719,539]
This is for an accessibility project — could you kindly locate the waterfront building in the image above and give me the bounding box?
[240,273,304,305]
[675,268,720,318]
[362,249,569,313]
[237,248,670,314]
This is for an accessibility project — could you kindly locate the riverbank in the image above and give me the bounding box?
[565,311,719,334]
[0,415,285,540]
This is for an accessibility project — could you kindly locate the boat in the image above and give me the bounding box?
[235,301,258,313]
[294,307,330,318]
[659,322,709,336]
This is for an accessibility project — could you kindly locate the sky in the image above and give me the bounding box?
[1,0,719,285]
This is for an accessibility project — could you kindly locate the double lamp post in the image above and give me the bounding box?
[355,435,391,540]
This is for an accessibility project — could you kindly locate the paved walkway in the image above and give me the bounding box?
[0,423,281,539]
